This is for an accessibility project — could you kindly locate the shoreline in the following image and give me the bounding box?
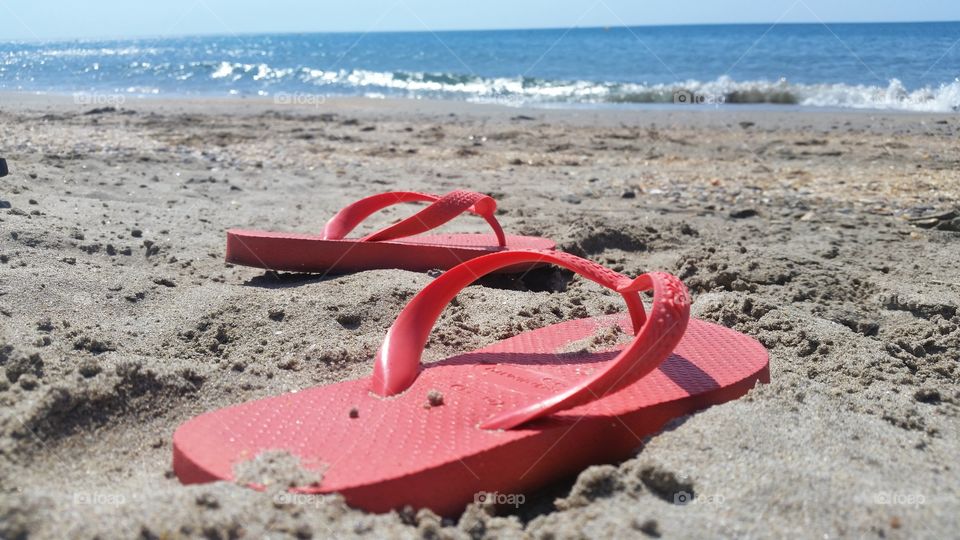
[0,92,960,135]
[2,90,957,120]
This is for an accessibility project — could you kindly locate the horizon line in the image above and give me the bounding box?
[2,18,958,44]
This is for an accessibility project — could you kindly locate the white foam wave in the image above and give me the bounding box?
[796,78,960,112]
[208,61,294,82]
[292,69,960,112]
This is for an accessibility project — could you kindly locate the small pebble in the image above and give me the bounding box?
[335,313,361,328]
[195,493,219,509]
[729,208,758,219]
[914,388,941,404]
[19,374,39,390]
[426,389,444,408]
[78,360,102,378]
[635,518,661,537]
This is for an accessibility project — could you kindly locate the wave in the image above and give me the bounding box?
[291,68,960,112]
[603,77,960,112]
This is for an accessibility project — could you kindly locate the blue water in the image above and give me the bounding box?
[1,22,958,111]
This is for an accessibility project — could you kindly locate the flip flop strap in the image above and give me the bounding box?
[370,249,690,430]
[322,190,507,247]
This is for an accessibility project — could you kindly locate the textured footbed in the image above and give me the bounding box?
[225,230,557,273]
[173,313,769,515]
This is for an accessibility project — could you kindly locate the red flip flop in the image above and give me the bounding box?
[173,250,769,516]
[226,190,555,273]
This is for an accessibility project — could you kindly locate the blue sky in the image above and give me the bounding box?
[0,0,957,41]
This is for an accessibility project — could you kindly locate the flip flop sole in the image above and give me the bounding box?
[226,230,557,273]
[173,313,768,515]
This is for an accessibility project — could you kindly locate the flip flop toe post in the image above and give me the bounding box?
[173,250,769,515]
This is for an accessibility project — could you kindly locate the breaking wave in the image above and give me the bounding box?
[205,62,959,112]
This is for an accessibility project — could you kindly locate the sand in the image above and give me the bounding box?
[0,93,958,539]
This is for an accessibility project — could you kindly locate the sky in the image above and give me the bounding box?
[0,0,957,41]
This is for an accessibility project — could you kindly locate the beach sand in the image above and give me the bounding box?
[0,94,958,538]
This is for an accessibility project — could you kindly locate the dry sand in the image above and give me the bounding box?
[0,93,958,539]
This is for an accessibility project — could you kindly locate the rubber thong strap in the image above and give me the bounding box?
[370,249,690,430]
[321,190,506,246]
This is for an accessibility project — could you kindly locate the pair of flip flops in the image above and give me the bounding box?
[174,190,769,516]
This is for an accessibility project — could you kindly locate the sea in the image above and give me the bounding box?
[1,22,958,111]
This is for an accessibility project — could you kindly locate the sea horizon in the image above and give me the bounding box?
[4,19,960,43]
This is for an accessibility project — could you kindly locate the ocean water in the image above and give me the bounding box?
[1,22,958,111]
